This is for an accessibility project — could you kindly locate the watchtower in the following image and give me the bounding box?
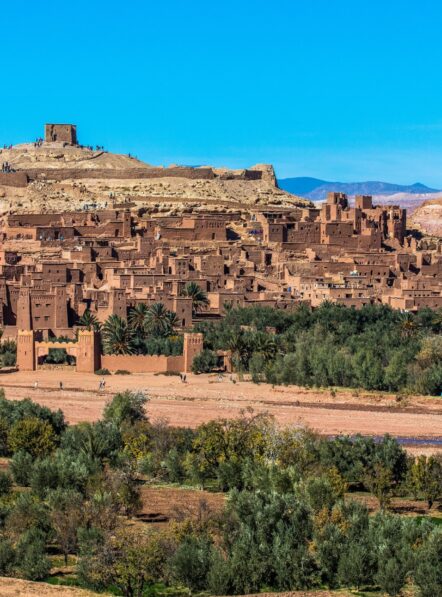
[45,124,77,145]
[183,333,204,372]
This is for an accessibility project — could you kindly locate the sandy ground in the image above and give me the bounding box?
[0,578,356,597]
[0,577,100,596]
[0,370,441,452]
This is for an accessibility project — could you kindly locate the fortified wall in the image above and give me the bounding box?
[16,330,204,374]
[20,166,263,182]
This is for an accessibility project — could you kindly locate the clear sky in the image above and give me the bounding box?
[2,0,442,185]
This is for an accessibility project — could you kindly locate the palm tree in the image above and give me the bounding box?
[165,310,180,335]
[78,310,101,332]
[182,282,209,314]
[253,332,277,361]
[102,315,134,355]
[128,303,149,334]
[399,312,418,339]
[226,330,251,378]
[144,303,171,337]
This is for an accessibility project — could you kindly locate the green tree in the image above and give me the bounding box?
[8,417,56,458]
[142,302,178,337]
[128,303,149,334]
[48,488,85,564]
[408,455,442,509]
[365,463,394,510]
[0,471,12,497]
[102,314,135,355]
[192,349,218,373]
[10,450,34,486]
[182,282,209,314]
[414,528,442,597]
[78,310,101,332]
[169,535,214,592]
[103,391,148,428]
[15,528,51,581]
[0,539,15,576]
[79,527,171,597]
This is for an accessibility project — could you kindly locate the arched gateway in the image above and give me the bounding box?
[16,330,208,374]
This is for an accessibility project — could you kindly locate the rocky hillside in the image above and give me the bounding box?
[0,144,311,214]
[409,198,442,236]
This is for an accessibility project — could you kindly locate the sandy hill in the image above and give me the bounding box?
[0,143,311,214]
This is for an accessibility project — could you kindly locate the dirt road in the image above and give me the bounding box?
[0,370,441,452]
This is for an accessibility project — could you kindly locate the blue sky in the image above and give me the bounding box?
[2,0,442,185]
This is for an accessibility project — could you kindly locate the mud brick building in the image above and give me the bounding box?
[1,187,442,345]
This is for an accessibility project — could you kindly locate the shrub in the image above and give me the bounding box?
[414,528,442,597]
[0,539,15,575]
[192,349,218,374]
[8,417,57,458]
[1,352,16,367]
[115,369,131,375]
[169,536,214,591]
[10,451,34,486]
[95,368,111,375]
[15,528,51,581]
[0,472,12,497]
[0,396,66,436]
[103,391,149,427]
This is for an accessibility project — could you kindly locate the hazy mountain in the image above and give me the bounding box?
[278,177,440,201]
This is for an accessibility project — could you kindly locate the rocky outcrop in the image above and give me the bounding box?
[410,198,442,237]
[0,144,311,214]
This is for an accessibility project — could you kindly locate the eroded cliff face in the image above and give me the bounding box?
[410,198,442,237]
[0,144,311,215]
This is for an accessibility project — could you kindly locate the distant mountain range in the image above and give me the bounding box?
[278,177,440,201]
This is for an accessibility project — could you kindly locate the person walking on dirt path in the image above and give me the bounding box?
[59,381,63,391]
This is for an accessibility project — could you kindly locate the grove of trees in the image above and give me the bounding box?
[0,390,439,596]
[194,303,442,395]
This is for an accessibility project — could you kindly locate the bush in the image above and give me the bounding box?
[192,349,218,374]
[8,417,57,458]
[103,391,149,427]
[169,536,214,591]
[95,368,111,375]
[0,396,66,436]
[1,352,16,367]
[10,451,34,486]
[115,369,131,375]
[414,528,442,597]
[0,539,15,575]
[0,472,12,496]
[15,528,50,581]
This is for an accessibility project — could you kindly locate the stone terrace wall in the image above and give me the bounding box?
[0,172,29,187]
[100,354,184,373]
[21,167,263,182]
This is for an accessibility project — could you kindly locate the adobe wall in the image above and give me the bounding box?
[0,172,28,187]
[45,124,77,145]
[21,166,263,182]
[100,354,184,373]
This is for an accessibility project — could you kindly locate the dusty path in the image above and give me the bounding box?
[0,370,441,452]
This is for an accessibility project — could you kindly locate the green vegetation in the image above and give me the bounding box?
[102,303,183,356]
[181,281,209,314]
[0,338,16,368]
[0,388,439,595]
[195,303,442,395]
